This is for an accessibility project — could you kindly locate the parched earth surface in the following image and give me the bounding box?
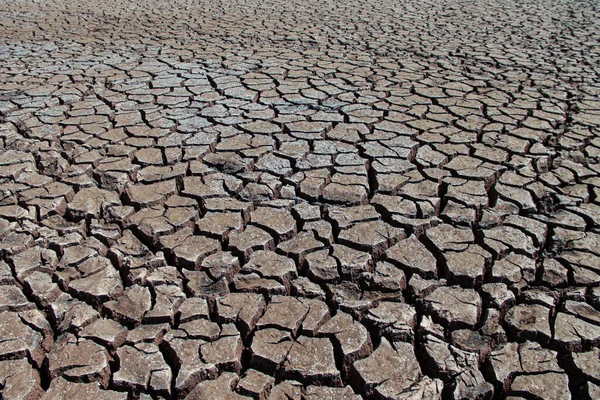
[1,0,600,398]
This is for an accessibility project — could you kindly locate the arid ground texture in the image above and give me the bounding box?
[0,0,600,399]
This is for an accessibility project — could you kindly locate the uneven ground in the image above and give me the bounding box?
[1,0,600,398]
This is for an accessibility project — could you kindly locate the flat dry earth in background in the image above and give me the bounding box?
[1,0,600,398]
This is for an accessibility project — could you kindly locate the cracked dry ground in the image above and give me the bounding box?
[1,0,600,399]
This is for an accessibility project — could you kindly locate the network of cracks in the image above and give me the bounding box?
[1,0,600,399]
